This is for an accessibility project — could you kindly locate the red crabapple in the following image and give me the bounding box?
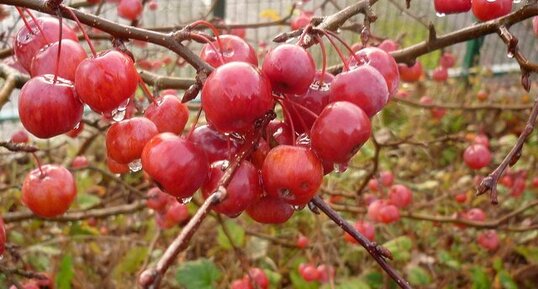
[472,0,512,22]
[30,39,87,81]
[398,61,423,83]
[200,35,258,67]
[463,144,492,170]
[246,196,294,224]
[477,230,500,251]
[434,0,471,14]
[106,117,159,164]
[144,95,189,134]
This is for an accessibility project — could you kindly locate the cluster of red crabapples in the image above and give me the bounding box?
[10,4,403,228]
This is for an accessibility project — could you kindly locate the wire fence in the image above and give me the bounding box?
[0,0,536,137]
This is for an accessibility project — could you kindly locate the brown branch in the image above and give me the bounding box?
[477,96,538,204]
[356,136,380,195]
[3,200,146,223]
[245,229,302,249]
[311,196,412,289]
[0,141,39,153]
[138,70,195,90]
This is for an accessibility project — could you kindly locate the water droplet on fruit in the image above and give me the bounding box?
[296,133,311,145]
[128,159,142,172]
[486,0,496,2]
[436,12,446,17]
[333,162,349,173]
[513,0,521,3]
[293,205,306,211]
[73,122,80,130]
[179,197,192,204]
[112,109,126,121]
[507,51,514,58]
[223,49,235,57]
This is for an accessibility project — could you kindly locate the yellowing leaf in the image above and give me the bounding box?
[259,9,280,21]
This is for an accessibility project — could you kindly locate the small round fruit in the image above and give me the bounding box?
[144,95,189,134]
[440,52,456,68]
[379,171,394,187]
[329,66,389,117]
[30,39,87,81]
[472,0,512,22]
[262,44,316,95]
[142,133,209,198]
[18,75,83,138]
[10,130,29,143]
[388,184,412,208]
[230,279,250,289]
[75,50,138,114]
[202,160,262,217]
[345,220,375,243]
[106,117,159,164]
[291,11,313,30]
[463,144,492,170]
[245,268,269,289]
[434,0,471,14]
[533,17,538,37]
[455,193,467,203]
[190,125,241,163]
[378,39,399,52]
[378,204,401,224]
[146,187,172,212]
[107,157,130,174]
[71,156,89,169]
[398,61,423,83]
[22,165,77,218]
[200,34,258,67]
[246,196,294,224]
[299,263,320,282]
[347,47,399,97]
[477,230,500,251]
[465,208,486,222]
[296,234,309,249]
[317,265,335,283]
[311,101,371,163]
[117,0,143,20]
[262,145,323,206]
[432,66,448,82]
[14,17,78,71]
[201,62,274,133]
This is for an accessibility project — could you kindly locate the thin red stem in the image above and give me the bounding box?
[318,30,349,71]
[279,96,319,119]
[138,77,157,105]
[64,7,97,57]
[276,99,296,144]
[187,106,203,141]
[285,98,309,133]
[325,29,361,65]
[190,33,225,65]
[31,152,45,177]
[53,15,63,83]
[15,7,34,32]
[314,34,327,86]
[189,20,225,63]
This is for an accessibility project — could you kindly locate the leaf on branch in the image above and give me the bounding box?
[382,236,412,262]
[176,259,221,289]
[55,255,74,289]
[406,266,431,286]
[259,9,281,21]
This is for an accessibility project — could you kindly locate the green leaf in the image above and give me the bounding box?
[496,271,518,289]
[515,246,538,264]
[437,250,461,269]
[470,267,491,289]
[264,269,282,289]
[406,266,431,286]
[217,221,245,250]
[68,223,99,236]
[176,259,221,289]
[321,278,370,289]
[55,255,74,289]
[75,193,101,210]
[361,272,383,289]
[382,236,413,261]
[289,270,319,289]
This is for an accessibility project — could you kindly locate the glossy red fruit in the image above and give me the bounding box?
[10,130,29,143]
[347,47,400,97]
[71,156,89,169]
[250,138,270,169]
[378,204,400,224]
[311,101,371,163]
[472,0,512,22]
[202,62,274,133]
[465,208,486,222]
[419,96,446,120]
[22,165,77,218]
[262,145,323,206]
[434,0,471,14]
[200,35,258,67]
[230,279,250,289]
[18,75,83,138]
[398,61,423,83]
[388,184,413,208]
[477,230,500,251]
[510,177,526,197]
[291,11,313,30]
[463,144,492,170]
[0,216,5,256]
[379,171,394,187]
[191,125,241,163]
[75,50,138,114]
[107,157,130,174]
[245,268,269,289]
[163,202,189,226]
[266,120,294,145]
[142,133,209,198]
[329,66,389,117]
[476,90,489,101]
[144,95,189,134]
[473,134,490,148]
[440,52,456,68]
[455,193,467,203]
[106,117,159,164]
[30,39,87,81]
[363,193,378,205]
[296,234,309,249]
[202,160,262,217]
[65,122,84,138]
[14,17,78,71]
[368,179,379,191]
[118,0,143,20]
[532,176,538,188]
[287,71,334,134]
[378,39,399,52]
[148,0,158,10]
[299,263,320,282]
[146,187,172,212]
[317,265,335,283]
[262,44,316,95]
[345,220,375,243]
[246,196,294,224]
[432,66,448,82]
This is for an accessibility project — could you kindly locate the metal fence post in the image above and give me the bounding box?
[214,0,226,19]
